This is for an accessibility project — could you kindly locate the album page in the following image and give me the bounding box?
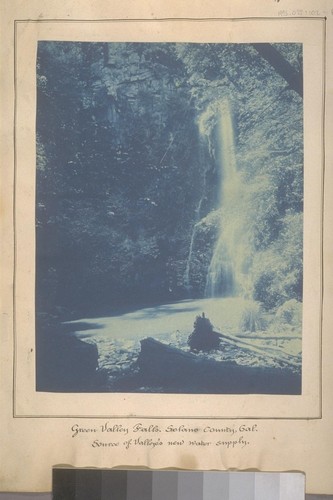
[0,0,332,494]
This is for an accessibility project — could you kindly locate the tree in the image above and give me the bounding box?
[252,43,303,97]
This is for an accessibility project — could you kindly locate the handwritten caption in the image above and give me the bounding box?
[70,422,260,450]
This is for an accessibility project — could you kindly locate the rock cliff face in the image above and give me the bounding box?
[36,42,214,316]
[36,317,100,392]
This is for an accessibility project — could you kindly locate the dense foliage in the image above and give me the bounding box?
[36,41,303,318]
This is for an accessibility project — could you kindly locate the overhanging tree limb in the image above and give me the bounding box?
[252,43,303,98]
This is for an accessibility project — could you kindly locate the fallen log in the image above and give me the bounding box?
[137,337,301,395]
[213,330,300,368]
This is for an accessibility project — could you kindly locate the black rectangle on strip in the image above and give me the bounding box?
[75,469,102,500]
[53,468,76,500]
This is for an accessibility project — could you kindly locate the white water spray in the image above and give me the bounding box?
[184,221,199,291]
[205,99,251,298]
[184,133,210,292]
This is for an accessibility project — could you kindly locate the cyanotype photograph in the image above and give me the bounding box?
[35,41,303,394]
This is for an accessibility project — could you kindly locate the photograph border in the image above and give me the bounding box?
[12,16,326,420]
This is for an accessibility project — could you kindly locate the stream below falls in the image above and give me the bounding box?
[66,297,301,391]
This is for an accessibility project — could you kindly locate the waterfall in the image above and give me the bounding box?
[184,135,209,293]
[205,99,250,298]
[184,222,198,291]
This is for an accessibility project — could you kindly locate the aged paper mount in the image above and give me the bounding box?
[13,14,324,421]
[1,0,333,495]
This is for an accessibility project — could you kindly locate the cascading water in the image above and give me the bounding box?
[184,221,198,292]
[184,134,210,293]
[205,99,251,298]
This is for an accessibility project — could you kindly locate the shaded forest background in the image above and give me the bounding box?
[36,42,303,320]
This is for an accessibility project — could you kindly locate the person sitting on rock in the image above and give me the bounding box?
[187,313,220,352]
